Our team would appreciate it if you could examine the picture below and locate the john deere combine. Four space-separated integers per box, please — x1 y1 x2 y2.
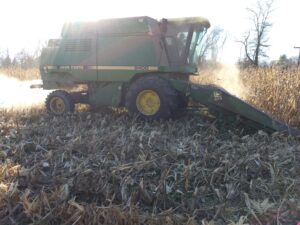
38 16 300 136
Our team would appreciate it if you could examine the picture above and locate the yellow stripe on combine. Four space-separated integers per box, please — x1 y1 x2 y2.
44 65 159 71
97 66 158 71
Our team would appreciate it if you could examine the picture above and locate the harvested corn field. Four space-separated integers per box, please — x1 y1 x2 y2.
1 1 300 224
0 107 300 225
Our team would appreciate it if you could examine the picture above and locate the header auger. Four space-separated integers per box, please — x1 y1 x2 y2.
37 16 300 136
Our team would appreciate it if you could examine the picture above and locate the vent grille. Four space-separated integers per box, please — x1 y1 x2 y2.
64 39 91 52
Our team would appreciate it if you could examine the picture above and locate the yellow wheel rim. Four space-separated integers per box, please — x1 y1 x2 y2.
136 90 161 116
49 97 66 115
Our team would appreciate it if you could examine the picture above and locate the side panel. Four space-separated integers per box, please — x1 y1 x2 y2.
97 35 159 81
88 82 123 106
40 33 98 84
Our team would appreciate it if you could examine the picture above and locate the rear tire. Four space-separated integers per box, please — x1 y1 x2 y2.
125 76 178 120
177 93 189 109
45 90 75 116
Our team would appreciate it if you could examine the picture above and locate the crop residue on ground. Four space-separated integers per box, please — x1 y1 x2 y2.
0 108 299 225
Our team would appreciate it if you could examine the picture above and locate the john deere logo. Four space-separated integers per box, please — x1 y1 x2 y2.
135 66 149 71
213 91 222 101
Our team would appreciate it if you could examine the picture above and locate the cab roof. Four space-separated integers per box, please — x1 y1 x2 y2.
61 16 156 36
166 17 210 28
61 16 210 36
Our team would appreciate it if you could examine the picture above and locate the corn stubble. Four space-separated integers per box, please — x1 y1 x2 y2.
0 107 300 225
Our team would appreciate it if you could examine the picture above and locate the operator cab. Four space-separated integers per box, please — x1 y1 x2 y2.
160 17 210 67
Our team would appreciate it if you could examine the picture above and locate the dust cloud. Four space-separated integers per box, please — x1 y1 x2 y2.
0 74 49 109
212 64 248 99
0 64 247 109
195 64 248 99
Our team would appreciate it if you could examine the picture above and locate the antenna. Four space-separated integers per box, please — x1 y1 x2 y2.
294 46 300 67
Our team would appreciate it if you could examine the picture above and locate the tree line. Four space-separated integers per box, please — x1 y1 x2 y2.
0 48 40 69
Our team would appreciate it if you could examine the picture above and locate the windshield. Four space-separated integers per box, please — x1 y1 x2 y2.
188 28 207 65
164 23 206 66
164 24 188 66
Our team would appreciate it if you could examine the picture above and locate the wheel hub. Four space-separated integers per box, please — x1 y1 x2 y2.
49 97 66 114
136 90 160 116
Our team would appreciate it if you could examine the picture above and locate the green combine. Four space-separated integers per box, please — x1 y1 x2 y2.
38 16 300 136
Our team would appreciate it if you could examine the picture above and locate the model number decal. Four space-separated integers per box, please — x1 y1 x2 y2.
135 66 150 71
213 91 222 101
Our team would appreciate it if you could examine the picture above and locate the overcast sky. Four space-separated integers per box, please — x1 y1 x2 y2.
0 0 299 63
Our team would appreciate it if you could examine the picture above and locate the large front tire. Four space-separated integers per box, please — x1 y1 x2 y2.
45 90 75 116
125 76 178 120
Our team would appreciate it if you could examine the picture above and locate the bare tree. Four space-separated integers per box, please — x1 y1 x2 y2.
0 49 12 68
197 27 227 65
240 0 274 67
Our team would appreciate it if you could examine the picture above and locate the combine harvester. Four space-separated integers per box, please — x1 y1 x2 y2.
36 16 300 136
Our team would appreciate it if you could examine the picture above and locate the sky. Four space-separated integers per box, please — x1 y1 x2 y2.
0 0 300 63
